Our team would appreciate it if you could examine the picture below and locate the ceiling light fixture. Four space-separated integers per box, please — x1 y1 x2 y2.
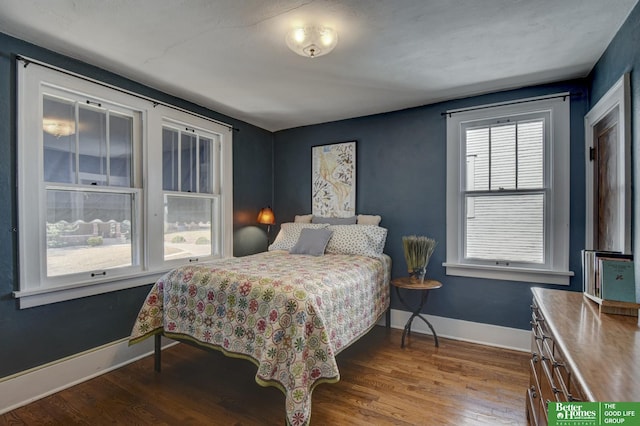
285 26 338 58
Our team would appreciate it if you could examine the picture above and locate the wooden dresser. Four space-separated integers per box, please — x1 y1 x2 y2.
526 288 640 426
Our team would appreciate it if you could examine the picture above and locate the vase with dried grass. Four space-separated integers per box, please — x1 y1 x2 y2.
402 235 437 283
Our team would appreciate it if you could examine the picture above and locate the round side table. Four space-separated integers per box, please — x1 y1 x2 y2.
391 277 442 348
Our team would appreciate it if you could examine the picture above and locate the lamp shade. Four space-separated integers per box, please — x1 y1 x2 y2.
257 207 275 225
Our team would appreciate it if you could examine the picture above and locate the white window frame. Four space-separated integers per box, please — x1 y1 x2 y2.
14 60 233 308
444 94 573 285
146 111 232 271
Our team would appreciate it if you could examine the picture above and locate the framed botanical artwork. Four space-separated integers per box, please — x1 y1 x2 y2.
312 141 356 217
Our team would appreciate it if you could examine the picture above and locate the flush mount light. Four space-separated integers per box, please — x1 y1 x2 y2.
285 26 338 58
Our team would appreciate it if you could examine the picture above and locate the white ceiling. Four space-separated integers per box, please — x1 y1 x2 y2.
0 0 637 132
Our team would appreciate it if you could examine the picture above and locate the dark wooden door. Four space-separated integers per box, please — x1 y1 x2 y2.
593 107 619 251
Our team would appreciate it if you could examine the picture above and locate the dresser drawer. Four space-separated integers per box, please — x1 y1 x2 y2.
538 398 549 426
540 356 561 403
526 387 539 426
528 296 586 425
549 343 584 402
530 288 640 417
530 328 542 380
527 358 541 425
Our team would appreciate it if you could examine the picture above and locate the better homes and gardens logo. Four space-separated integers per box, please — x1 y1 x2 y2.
549 402 640 426
550 402 597 425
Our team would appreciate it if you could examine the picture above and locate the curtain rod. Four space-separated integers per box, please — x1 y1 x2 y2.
441 92 581 118
16 54 237 132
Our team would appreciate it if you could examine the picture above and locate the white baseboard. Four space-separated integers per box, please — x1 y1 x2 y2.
0 336 176 415
385 308 530 352
2 312 528 415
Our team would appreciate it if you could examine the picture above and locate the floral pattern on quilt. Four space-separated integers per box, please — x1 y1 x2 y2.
130 251 390 426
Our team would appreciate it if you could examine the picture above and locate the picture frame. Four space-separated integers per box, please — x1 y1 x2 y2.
312 141 356 217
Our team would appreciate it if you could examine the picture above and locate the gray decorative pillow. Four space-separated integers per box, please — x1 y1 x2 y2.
290 228 333 256
268 223 329 251
311 215 357 225
325 224 388 257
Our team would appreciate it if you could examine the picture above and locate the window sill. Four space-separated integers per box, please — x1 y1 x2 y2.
13 271 168 309
443 262 573 285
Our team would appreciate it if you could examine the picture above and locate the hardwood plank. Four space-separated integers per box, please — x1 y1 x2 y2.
1 327 529 425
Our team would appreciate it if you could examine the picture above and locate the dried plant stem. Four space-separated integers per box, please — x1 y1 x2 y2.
402 235 437 273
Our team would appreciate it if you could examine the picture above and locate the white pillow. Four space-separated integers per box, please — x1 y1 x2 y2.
325 225 388 257
294 214 313 223
357 214 382 226
269 222 329 251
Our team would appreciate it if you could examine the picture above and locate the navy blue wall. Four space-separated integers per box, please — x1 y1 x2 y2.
589 3 640 265
0 33 272 378
274 81 588 331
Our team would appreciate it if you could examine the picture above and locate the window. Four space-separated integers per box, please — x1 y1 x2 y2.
444 95 573 285
15 60 233 308
41 88 142 282
161 121 221 263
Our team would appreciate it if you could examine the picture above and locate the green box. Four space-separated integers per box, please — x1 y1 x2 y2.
548 402 640 426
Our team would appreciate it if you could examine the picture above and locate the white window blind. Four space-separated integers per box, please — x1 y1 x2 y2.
464 118 545 264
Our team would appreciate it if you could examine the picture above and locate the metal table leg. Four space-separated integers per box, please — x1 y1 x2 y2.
395 286 439 347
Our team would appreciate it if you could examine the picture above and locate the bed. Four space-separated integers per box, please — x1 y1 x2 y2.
129 222 391 426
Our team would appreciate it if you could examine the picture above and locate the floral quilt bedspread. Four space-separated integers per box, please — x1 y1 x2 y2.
130 250 390 426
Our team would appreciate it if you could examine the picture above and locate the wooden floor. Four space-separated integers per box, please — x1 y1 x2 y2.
1 327 530 426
